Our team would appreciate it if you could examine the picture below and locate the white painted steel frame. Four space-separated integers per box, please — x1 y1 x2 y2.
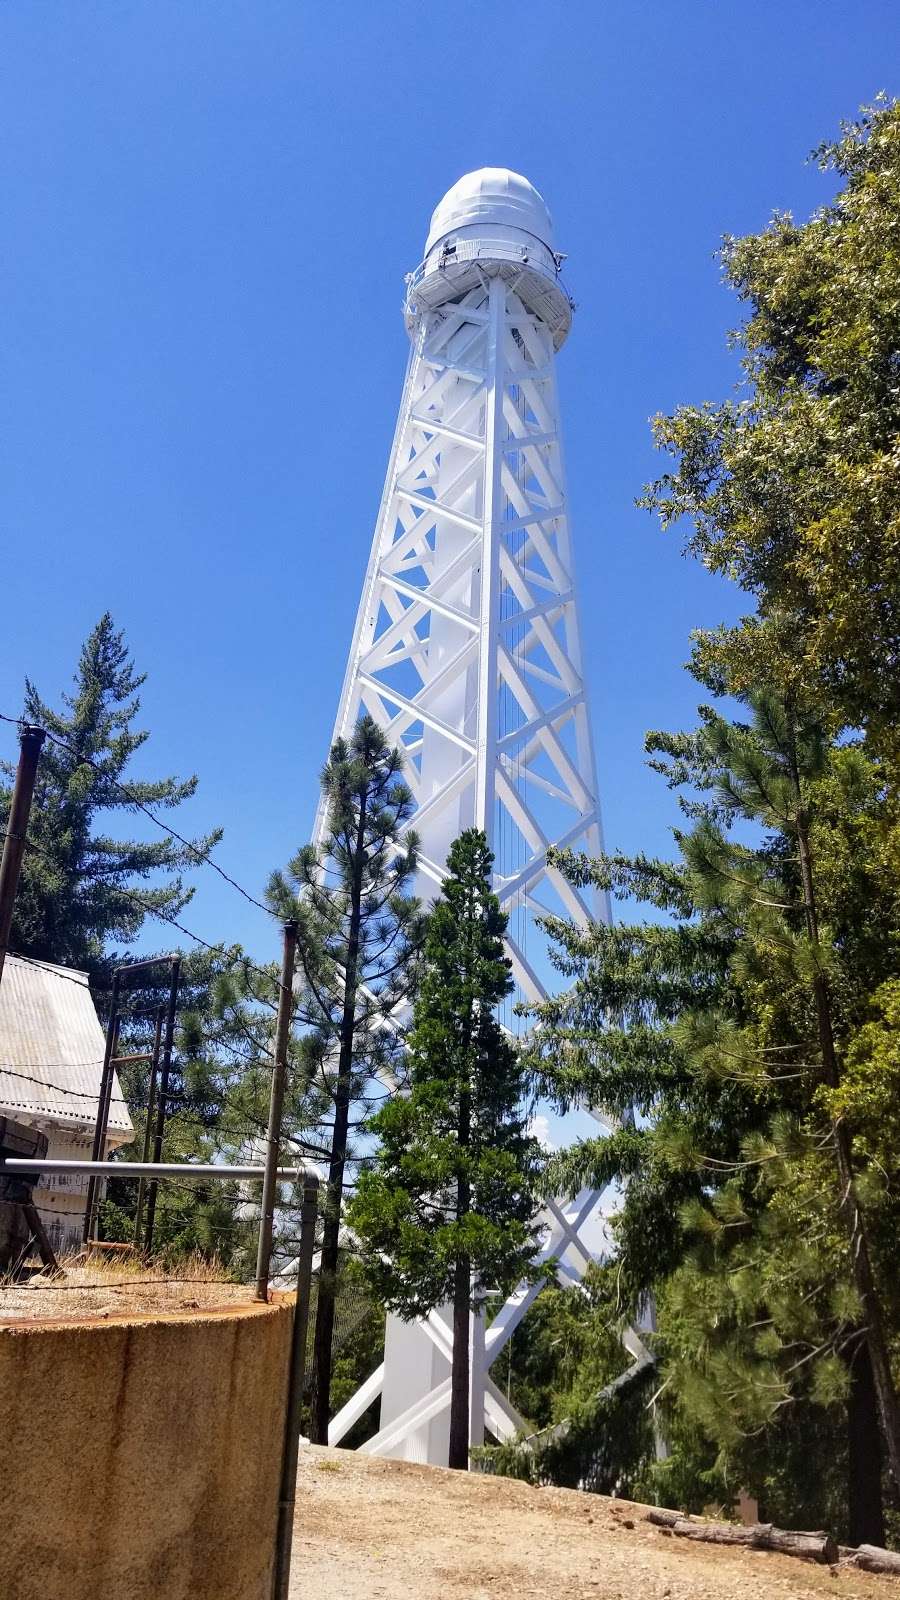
316 273 603 989
327 1190 622 1455
317 244 611 1464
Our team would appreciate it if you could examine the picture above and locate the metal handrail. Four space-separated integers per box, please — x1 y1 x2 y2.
0 1159 311 1179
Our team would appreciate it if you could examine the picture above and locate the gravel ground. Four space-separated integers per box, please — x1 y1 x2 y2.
290 1446 897 1600
0 1259 250 1322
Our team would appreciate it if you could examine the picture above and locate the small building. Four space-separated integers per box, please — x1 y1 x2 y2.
0 954 133 1253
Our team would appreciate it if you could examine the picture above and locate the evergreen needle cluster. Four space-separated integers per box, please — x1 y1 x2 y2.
349 828 542 1469
520 100 900 1540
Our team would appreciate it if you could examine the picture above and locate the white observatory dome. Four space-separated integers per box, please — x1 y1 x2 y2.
407 166 571 349
424 168 555 255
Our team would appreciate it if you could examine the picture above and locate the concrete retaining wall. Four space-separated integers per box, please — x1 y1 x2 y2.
0 1294 295 1600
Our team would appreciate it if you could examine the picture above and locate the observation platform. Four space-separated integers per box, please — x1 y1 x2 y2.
404 167 574 349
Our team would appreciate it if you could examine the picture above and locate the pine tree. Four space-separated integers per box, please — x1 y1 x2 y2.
529 692 900 1539
621 99 900 1535
680 694 900 1499
0 613 219 982
269 716 421 1444
349 829 542 1470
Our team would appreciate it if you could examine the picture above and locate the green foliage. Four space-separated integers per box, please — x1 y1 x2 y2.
348 829 543 1317
478 1266 659 1498
506 100 900 1533
269 714 421 1110
639 98 900 754
477 1335 656 1497
504 1268 630 1430
0 613 219 983
825 980 900 1177
528 689 900 1534
279 716 422 1440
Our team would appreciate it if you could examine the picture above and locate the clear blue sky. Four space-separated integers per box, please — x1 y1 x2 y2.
1 2 896 967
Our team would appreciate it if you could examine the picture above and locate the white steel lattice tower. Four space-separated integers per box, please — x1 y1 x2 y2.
320 170 616 1464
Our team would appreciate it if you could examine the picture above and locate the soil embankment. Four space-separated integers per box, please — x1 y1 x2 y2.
291 1445 897 1600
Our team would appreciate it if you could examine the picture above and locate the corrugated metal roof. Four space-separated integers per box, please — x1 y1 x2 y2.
0 955 133 1142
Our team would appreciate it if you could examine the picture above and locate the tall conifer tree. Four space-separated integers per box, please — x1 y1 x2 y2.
272 716 420 1444
349 829 542 1470
530 693 900 1539
0 613 219 982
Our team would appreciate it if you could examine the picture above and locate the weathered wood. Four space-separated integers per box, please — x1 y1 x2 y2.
644 1510 837 1564
21 1200 58 1272
852 1544 900 1574
646 1508 684 1528
0 1118 50 1274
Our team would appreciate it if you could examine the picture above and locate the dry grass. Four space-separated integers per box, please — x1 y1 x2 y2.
290 1446 898 1600
0 1249 254 1322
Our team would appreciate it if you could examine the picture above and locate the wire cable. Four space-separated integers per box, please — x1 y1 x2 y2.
0 710 278 920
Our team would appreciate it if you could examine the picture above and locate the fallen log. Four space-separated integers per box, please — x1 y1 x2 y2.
646 1509 683 1528
644 1510 836 1564
852 1544 900 1575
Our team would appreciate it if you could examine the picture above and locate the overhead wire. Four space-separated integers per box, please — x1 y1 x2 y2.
0 865 283 1003
0 1047 388 1149
0 710 278 920
1 716 406 1254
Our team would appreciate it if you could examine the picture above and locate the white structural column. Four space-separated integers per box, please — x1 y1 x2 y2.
317 169 611 1464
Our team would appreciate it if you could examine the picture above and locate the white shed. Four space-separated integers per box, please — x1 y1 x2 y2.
0 954 133 1252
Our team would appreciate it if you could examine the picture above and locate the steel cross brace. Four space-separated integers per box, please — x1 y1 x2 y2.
329 1184 616 1456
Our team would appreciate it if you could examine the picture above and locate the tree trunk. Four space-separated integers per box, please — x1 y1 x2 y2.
309 788 369 1445
646 1509 837 1563
786 726 900 1495
448 1057 472 1471
827 1114 900 1495
853 1545 900 1574
309 1062 353 1444
847 1338 886 1548
448 1249 471 1470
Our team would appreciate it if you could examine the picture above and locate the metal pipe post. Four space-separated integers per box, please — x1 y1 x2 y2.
143 956 181 1253
133 1006 165 1248
0 724 46 990
255 921 298 1300
83 975 121 1243
272 1174 319 1600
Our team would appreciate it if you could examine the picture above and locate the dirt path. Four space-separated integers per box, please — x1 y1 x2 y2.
289 1446 895 1600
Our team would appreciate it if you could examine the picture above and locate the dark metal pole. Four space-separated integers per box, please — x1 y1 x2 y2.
83 977 121 1243
256 921 298 1300
133 1006 165 1248
143 956 181 1254
0 724 46 990
272 1174 319 1600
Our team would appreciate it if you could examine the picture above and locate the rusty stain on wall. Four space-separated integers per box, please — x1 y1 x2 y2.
0 1294 296 1600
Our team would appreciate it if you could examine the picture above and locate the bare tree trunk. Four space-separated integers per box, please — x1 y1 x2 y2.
853 1545 900 1574
646 1508 837 1563
309 1058 353 1444
448 1062 471 1471
310 789 369 1445
847 1338 886 1548
448 1249 471 1470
